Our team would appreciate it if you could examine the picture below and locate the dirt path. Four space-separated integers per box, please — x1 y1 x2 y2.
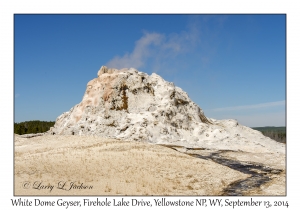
192 151 283 195
162 146 286 196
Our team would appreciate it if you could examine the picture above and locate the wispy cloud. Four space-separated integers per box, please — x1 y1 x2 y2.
15 93 20 98
211 100 285 112
106 23 200 70
235 111 285 127
106 32 163 69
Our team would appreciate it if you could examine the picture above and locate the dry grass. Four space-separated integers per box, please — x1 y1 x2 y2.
14 135 248 195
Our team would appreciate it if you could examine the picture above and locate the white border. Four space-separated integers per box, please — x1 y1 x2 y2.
2 0 298 209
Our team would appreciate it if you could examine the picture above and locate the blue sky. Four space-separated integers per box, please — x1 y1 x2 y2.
14 14 286 127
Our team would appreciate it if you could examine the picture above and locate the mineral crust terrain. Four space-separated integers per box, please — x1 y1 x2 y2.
15 66 285 195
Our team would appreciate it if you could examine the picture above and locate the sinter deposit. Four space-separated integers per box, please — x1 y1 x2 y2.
49 66 284 154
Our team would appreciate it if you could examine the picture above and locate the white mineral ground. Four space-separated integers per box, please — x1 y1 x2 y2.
14 66 285 195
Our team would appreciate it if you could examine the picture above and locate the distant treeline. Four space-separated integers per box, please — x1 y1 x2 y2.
14 120 55 135
252 126 286 143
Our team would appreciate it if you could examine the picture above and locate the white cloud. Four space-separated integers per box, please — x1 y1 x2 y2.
106 32 163 69
211 100 285 112
205 100 286 126
233 111 286 127
105 24 200 70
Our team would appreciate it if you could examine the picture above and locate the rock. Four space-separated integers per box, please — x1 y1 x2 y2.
48 66 285 154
